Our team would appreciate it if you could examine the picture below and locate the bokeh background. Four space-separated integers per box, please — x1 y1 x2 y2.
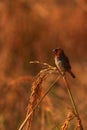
0 0 87 130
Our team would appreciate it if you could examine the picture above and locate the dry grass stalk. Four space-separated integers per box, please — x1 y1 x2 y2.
61 109 75 130
74 114 84 130
61 108 84 130
62 76 83 130
25 61 58 130
74 109 84 130
25 70 48 130
18 75 60 130
18 61 84 130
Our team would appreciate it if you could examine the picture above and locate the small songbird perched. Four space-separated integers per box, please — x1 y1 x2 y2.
53 48 75 78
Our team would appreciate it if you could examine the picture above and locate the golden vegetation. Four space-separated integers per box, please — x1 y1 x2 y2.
18 61 83 130
0 0 87 130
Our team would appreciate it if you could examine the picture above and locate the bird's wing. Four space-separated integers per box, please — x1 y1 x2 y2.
60 54 71 69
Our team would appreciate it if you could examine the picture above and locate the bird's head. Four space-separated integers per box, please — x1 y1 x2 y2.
52 48 63 56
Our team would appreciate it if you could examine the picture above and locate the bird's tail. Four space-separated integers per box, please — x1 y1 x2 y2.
68 70 76 78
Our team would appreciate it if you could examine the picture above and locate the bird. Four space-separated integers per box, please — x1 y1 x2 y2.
53 48 75 78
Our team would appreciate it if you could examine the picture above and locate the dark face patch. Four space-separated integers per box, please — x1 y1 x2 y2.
53 48 63 56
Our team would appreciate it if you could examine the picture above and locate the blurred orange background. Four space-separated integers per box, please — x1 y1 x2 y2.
0 0 87 130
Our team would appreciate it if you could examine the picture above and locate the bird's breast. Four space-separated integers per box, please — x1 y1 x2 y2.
55 57 61 66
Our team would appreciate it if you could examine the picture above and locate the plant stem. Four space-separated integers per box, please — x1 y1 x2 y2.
18 75 60 130
63 76 83 130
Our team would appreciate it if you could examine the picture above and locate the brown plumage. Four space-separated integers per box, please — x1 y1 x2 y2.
53 48 75 78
